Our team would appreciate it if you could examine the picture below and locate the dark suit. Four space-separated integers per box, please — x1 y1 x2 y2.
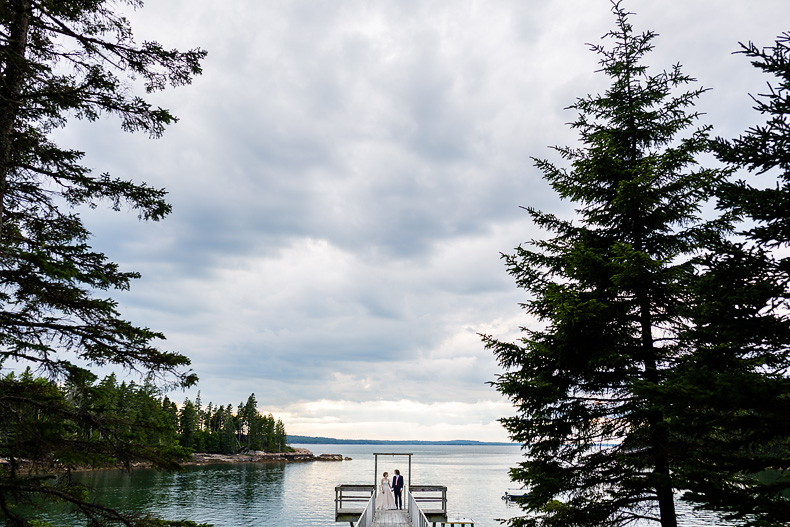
392 474 404 509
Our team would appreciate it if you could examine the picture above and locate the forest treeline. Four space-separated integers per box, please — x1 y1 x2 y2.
3 369 288 458
174 391 287 454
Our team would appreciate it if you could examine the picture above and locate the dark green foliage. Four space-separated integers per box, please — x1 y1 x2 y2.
484 3 730 527
0 0 206 525
219 413 236 455
177 399 198 450
274 417 287 452
669 240 790 526
0 0 205 386
177 393 288 455
715 33 790 247
0 370 194 526
664 33 790 525
1 371 291 525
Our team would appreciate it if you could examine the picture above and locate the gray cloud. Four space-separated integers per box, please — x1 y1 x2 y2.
44 0 790 441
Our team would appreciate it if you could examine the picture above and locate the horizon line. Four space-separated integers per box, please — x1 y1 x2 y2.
287 434 515 445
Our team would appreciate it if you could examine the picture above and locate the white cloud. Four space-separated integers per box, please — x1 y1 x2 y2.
39 0 790 442
279 398 514 442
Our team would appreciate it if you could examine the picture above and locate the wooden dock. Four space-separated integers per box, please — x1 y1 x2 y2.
335 453 448 527
335 485 446 526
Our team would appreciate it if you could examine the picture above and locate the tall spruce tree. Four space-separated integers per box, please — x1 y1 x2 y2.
664 33 790 525
483 3 728 526
715 33 790 246
0 1 205 525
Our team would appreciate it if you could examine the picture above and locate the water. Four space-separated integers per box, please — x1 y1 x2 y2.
32 443 730 527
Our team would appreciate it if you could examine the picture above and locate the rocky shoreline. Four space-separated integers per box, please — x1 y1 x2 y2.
0 449 347 473
187 448 348 465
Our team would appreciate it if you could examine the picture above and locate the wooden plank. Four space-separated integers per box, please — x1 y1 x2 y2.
372 509 410 526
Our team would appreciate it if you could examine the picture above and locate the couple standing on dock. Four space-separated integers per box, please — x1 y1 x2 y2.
376 469 404 510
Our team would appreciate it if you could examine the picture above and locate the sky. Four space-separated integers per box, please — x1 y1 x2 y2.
47 0 790 442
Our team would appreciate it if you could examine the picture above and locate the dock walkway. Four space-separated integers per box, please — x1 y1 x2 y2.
372 509 410 526
335 453 447 527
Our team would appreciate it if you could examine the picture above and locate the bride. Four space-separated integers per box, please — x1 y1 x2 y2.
376 471 396 510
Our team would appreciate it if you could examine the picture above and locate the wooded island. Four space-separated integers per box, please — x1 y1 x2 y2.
3 369 289 462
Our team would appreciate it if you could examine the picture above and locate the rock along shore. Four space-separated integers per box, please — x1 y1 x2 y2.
0 449 348 473
187 448 347 465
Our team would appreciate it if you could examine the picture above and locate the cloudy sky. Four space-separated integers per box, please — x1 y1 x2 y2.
51 0 789 442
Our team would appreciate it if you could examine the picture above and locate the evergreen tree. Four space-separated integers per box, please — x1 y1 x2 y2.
263 413 276 452
484 4 728 526
161 396 179 443
0 1 205 525
133 378 161 444
235 401 244 447
203 402 214 432
664 33 790 525
274 418 287 452
201 401 215 452
192 392 205 452
211 404 225 437
241 393 258 451
178 399 198 450
219 412 237 455
248 413 262 451
715 33 790 247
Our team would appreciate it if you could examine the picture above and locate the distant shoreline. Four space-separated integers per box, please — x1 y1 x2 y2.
287 435 514 446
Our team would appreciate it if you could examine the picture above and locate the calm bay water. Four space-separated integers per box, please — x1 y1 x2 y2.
36 443 729 527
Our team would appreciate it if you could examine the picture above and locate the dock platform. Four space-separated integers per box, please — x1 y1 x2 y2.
335 452 449 526
335 485 446 526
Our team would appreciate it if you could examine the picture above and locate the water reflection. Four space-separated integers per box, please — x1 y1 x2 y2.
40 463 290 526
30 445 734 527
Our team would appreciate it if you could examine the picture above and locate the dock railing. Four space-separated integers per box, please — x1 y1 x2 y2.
335 484 375 523
409 485 447 519
355 491 376 527
335 485 447 525
407 489 431 527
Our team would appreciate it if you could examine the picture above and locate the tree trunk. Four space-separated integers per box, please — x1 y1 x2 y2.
0 0 31 238
640 295 677 527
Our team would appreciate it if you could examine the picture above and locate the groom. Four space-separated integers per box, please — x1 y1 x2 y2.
392 469 404 509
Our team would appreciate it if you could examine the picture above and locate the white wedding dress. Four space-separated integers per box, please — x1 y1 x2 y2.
376 477 396 510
